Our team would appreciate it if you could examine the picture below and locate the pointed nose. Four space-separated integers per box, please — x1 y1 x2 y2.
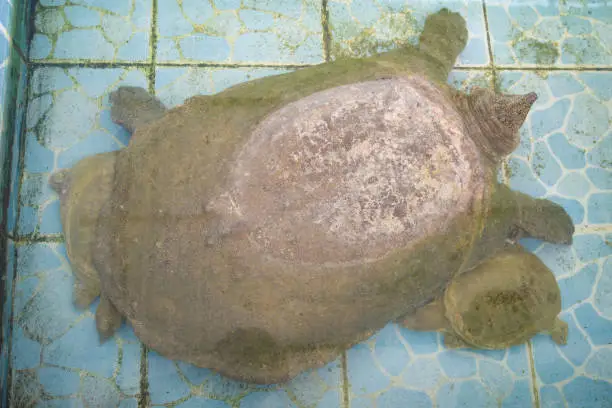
493 92 538 132
524 92 537 105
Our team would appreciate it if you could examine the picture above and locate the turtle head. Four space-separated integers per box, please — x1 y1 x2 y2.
463 87 537 162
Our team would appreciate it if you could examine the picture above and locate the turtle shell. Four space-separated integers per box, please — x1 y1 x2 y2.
93 75 489 379
207 76 484 263
444 247 562 349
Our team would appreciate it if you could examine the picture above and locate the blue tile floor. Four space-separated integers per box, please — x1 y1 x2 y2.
6 0 612 407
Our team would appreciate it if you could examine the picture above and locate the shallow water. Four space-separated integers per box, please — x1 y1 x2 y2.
1 0 612 407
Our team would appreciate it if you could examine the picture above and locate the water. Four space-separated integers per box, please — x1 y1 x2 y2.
1 0 612 407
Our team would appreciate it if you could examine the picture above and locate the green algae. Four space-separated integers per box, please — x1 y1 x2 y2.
9 370 42 408
329 11 419 59
513 37 559 65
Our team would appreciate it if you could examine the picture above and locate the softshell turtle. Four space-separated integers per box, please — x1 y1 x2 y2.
400 245 568 349
49 9 574 384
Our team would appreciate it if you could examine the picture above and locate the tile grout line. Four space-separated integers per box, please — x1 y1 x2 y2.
489 65 612 71
0 40 22 408
148 0 158 94
4 60 33 408
28 59 612 71
3 240 18 407
321 0 331 63
341 351 350 408
527 341 541 408
480 0 498 91
136 0 159 405
12 235 65 244
139 345 150 408
0 41 22 404
1 0 33 403
29 60 318 69
481 0 512 187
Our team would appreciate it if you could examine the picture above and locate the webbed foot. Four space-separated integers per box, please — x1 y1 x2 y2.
515 193 574 245
110 86 167 133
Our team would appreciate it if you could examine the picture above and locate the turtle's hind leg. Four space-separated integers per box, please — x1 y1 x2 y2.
110 86 167 133
73 275 100 309
95 294 123 342
397 298 450 332
418 8 468 76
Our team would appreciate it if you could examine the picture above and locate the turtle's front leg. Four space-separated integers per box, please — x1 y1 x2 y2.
465 183 573 270
110 86 167 133
512 188 574 245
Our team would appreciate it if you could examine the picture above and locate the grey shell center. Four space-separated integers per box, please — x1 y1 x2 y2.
214 77 484 263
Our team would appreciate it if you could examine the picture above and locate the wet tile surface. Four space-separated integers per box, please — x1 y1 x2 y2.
499 70 612 407
147 351 343 408
30 0 153 62
155 66 291 107
528 232 612 408
5 0 612 407
18 66 146 238
499 71 612 227
10 242 143 407
487 0 612 67
156 0 324 64
347 325 533 407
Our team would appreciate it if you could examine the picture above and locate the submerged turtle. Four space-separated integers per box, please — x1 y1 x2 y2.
50 9 574 384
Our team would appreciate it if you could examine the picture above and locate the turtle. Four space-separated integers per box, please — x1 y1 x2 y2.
400 245 568 349
49 8 574 384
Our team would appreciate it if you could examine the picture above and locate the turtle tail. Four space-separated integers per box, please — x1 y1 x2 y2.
49 169 71 198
